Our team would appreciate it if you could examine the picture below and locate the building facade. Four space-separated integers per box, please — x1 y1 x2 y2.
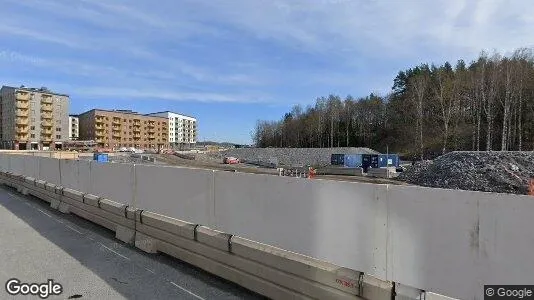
69 115 79 140
147 111 197 149
78 109 168 150
0 86 70 150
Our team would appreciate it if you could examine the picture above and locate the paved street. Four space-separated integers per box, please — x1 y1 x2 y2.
0 186 265 300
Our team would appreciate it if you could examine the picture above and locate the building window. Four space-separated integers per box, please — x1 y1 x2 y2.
56 135 61 139
56 128 61 132
30 126 35 130
31 134 35 138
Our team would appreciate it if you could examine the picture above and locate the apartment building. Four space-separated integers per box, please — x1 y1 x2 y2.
147 111 197 149
0 86 70 150
69 115 79 140
78 109 168 150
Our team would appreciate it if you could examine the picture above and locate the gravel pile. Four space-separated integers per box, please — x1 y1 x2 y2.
398 151 534 195
212 147 380 167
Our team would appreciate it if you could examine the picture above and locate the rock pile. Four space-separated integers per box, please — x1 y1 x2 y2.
212 147 379 167
398 151 534 195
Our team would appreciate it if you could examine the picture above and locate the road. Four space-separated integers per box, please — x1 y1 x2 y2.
0 186 265 300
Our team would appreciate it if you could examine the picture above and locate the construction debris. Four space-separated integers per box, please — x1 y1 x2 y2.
398 151 534 195
212 147 379 167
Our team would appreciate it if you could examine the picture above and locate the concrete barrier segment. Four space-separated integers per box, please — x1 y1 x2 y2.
139 211 196 240
24 177 36 185
394 283 425 300
195 226 232 252
135 232 159 253
425 292 457 300
35 180 46 189
99 198 127 216
63 188 84 202
82 193 100 207
116 225 136 244
360 274 394 300
156 239 313 300
50 198 61 210
230 235 363 296
45 182 56 192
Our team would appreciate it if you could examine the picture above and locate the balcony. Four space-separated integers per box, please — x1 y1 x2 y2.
41 96 53 104
16 133 29 141
132 127 141 133
16 92 30 101
95 125 104 130
95 131 105 137
16 127 28 134
112 119 121 125
16 101 29 109
41 112 53 119
41 105 53 112
96 138 104 143
148 136 155 140
148 129 156 134
133 134 141 138
16 118 28 125
41 120 53 127
16 110 28 117
112 126 121 131
95 117 105 123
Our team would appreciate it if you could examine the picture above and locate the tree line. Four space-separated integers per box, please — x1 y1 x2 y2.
252 48 534 159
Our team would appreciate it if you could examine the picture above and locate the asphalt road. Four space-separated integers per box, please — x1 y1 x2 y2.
0 186 265 300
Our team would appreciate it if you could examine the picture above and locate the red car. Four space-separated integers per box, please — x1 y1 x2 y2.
223 157 239 164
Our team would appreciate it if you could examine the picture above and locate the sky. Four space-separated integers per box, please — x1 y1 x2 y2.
1 0 534 144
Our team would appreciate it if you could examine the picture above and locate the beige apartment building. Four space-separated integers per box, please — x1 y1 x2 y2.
0 86 70 150
78 109 168 150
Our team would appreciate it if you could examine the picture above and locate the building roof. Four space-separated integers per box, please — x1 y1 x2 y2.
146 111 196 119
79 108 168 120
1 85 69 97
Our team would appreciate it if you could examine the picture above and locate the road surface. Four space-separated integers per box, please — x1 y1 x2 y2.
0 186 265 300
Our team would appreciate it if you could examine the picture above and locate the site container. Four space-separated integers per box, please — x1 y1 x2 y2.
93 153 109 163
343 154 363 168
362 154 379 171
378 154 399 168
331 154 345 165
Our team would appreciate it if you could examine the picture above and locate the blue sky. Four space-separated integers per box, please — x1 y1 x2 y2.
1 0 533 144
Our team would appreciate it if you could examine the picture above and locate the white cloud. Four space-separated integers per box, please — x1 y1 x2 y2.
73 86 270 104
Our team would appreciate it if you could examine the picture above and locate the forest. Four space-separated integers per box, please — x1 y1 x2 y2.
252 48 534 159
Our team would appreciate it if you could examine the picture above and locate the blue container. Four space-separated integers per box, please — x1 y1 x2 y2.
343 154 363 168
93 153 109 163
331 154 345 165
378 154 399 168
362 154 379 171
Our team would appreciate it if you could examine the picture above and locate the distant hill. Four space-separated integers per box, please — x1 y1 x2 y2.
197 141 251 148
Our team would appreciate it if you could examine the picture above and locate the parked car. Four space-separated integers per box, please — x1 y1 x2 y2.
223 157 240 164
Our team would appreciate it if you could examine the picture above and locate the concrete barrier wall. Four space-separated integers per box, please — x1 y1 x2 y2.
0 154 8 172
60 159 80 191
23 156 40 179
2 154 532 300
38 157 61 185
134 165 214 226
10 155 25 175
213 171 388 278
89 161 134 205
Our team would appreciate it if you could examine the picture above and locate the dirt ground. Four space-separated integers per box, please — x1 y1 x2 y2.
152 154 407 185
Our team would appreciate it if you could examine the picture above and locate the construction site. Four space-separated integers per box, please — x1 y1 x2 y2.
79 147 534 195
